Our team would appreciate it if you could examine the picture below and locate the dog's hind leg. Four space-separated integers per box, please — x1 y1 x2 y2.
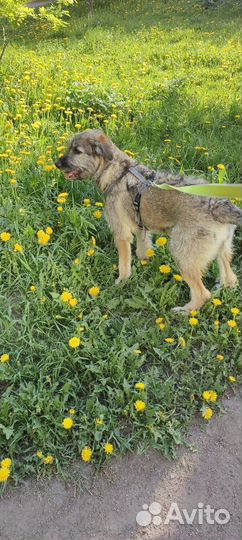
170 226 217 312
217 226 238 288
172 270 211 313
115 238 132 284
136 229 153 259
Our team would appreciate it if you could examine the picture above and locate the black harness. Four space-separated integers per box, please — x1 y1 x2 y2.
103 163 155 230
128 165 155 229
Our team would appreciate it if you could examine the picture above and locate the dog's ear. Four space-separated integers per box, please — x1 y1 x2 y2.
91 134 113 161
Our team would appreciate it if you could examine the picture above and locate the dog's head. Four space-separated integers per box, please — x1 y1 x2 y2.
55 129 113 181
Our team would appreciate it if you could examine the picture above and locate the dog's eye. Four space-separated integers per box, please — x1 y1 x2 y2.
73 147 82 154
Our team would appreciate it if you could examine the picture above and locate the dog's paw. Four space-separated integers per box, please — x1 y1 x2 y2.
223 277 238 289
136 250 148 260
115 273 131 285
213 281 222 291
171 306 190 314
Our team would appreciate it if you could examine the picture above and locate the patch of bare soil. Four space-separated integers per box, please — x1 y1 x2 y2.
0 392 241 540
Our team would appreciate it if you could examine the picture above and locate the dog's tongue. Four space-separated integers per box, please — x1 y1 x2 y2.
64 170 78 179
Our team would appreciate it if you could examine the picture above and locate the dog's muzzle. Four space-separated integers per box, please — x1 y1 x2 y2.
55 159 84 180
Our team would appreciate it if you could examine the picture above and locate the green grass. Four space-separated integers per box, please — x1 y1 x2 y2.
0 0 241 486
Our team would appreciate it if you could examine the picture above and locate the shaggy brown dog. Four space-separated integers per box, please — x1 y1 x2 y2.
55 129 241 312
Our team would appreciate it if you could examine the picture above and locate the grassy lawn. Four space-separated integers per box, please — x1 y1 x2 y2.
0 0 241 485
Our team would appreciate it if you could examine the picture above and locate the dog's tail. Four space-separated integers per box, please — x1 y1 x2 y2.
210 198 242 225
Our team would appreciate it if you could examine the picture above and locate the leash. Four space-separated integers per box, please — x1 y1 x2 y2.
155 182 242 200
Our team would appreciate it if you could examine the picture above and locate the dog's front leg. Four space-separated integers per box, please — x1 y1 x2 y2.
115 239 132 284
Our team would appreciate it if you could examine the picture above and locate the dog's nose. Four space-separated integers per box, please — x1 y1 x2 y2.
55 160 62 169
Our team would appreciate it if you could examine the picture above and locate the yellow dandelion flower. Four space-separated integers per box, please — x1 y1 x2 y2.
125 149 136 157
0 468 10 482
37 230 50 246
1 232 11 242
228 375 236 383
14 243 23 253
203 390 218 402
95 418 104 426
173 274 183 281
83 198 92 206
69 298 78 308
189 317 199 326
30 285 37 292
217 164 225 170
155 317 163 325
134 400 146 412
209 391 218 402
231 308 240 316
91 236 96 246
156 237 167 247
227 320 237 328
45 227 53 235
60 291 72 302
37 230 45 239
81 446 93 462
1 458 12 469
88 286 100 297
0 354 10 363
57 206 64 212
178 336 186 347
104 442 114 454
87 249 95 257
69 408 76 415
133 349 142 355
140 259 148 265
62 417 74 429
73 258 81 265
145 248 155 258
202 408 213 421
214 320 220 328
165 337 174 344
57 197 66 204
58 192 68 198
216 354 224 361
36 451 44 459
212 298 222 306
44 164 55 172
159 323 166 330
43 455 54 464
135 382 146 391
93 210 102 219
159 264 171 274
68 337 81 349
95 202 104 207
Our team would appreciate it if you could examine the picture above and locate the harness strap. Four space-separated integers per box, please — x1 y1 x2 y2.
103 163 130 196
128 166 151 229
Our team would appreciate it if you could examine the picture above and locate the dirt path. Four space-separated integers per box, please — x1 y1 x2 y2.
0 392 241 540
